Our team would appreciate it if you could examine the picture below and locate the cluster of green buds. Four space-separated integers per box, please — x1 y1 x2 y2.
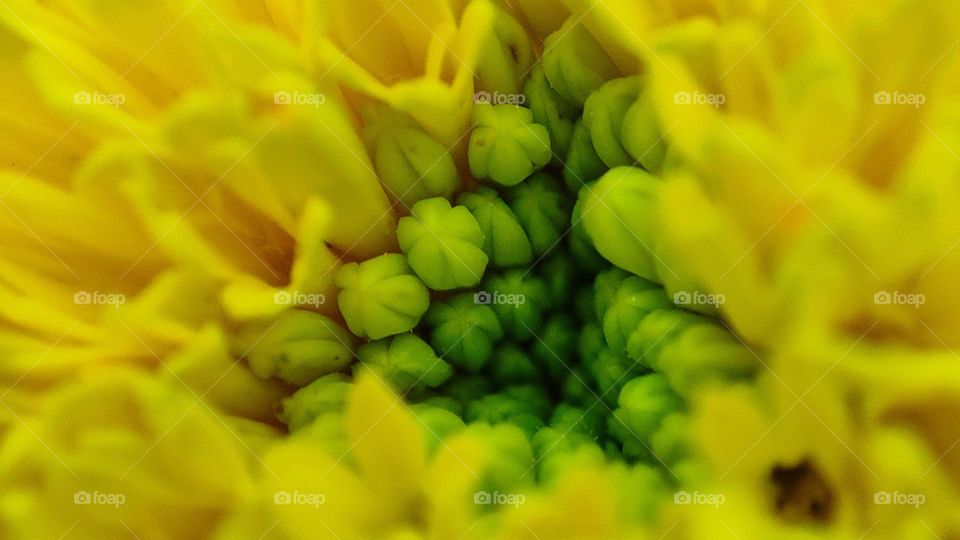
271 15 759 506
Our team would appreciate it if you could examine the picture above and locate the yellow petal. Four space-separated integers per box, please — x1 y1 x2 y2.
346 373 427 515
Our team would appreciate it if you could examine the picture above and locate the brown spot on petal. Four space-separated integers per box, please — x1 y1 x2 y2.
769 459 835 525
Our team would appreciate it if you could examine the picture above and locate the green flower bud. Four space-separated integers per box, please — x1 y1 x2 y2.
414 395 463 417
662 144 684 172
499 414 546 441
569 197 609 273
464 423 535 495
356 334 453 393
278 373 352 431
465 385 551 438
458 187 533 267
504 385 553 419
475 5 535 95
608 374 684 460
626 309 756 396
650 412 691 465
613 465 671 524
578 167 662 281
506 172 570 256
483 269 551 340
238 310 354 386
626 308 698 368
530 314 578 381
582 77 640 169
577 322 605 363
563 119 608 191
531 426 605 484
575 285 598 324
604 440 627 463
531 403 606 481
534 251 575 309
549 403 605 440
444 375 492 408
541 18 620 106
291 412 349 458
523 65 578 161
489 343 540 383
585 348 640 407
335 253 430 340
410 402 466 453
468 103 551 187
560 371 594 409
361 105 458 207
397 197 489 290
593 268 630 321
425 293 504 372
621 89 667 173
531 424 593 455
601 275 672 354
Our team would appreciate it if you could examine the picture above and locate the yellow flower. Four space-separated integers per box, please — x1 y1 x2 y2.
566 0 960 536
598 0 960 350
314 0 487 150
4 0 960 538
260 373 661 540
493 464 659 539
0 1 407 536
0 0 402 422
683 341 960 539
0 369 275 539
262 373 491 539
